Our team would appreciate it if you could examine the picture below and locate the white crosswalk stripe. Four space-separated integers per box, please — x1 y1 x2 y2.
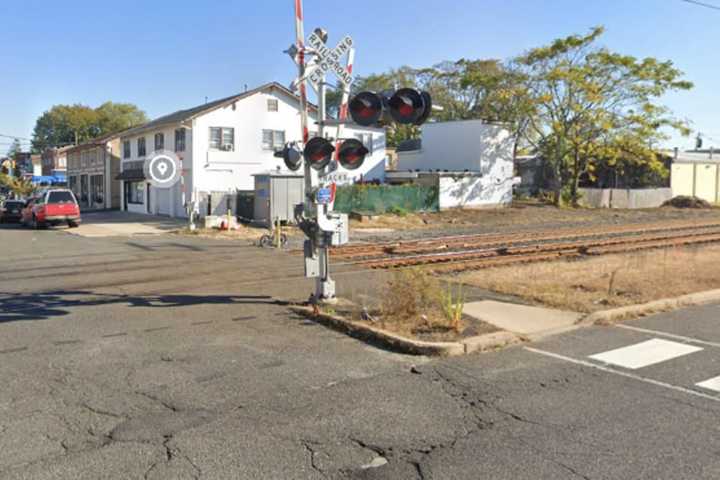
696 376 720 393
588 338 703 370
530 329 720 403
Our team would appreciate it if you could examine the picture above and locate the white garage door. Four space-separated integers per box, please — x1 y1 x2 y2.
156 187 172 216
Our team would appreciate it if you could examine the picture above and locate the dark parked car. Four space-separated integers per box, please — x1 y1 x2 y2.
0 199 25 223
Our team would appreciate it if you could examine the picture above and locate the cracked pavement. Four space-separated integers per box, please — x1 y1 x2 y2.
2 225 720 479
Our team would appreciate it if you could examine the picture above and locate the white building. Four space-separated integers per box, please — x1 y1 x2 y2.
118 82 386 218
393 120 517 209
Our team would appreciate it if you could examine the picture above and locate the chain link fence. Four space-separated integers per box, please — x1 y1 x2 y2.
333 184 439 214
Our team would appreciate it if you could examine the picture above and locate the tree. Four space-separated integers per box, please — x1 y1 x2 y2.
31 104 99 152
515 27 692 205
95 102 148 136
6 138 22 158
31 103 147 152
325 87 344 120
0 172 35 197
349 61 529 148
8 177 35 197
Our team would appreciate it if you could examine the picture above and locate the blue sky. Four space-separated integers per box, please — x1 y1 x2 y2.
1 0 718 154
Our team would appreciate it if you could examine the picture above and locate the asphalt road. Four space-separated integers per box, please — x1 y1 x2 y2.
2 222 720 479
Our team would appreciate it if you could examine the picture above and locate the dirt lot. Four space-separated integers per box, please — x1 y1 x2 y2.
350 201 720 242
454 244 720 313
173 225 304 244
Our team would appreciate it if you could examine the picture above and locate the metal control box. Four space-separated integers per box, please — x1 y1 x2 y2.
304 240 320 278
253 173 305 226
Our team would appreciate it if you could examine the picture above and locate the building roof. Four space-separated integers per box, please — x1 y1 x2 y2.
669 150 720 164
119 82 314 139
65 131 125 154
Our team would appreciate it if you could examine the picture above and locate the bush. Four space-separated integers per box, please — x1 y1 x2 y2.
381 269 441 327
379 269 464 334
387 205 409 217
662 196 712 209
440 283 465 333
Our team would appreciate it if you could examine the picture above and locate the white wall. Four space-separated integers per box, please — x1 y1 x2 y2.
121 125 193 217
438 175 515 209
398 120 514 173
396 120 516 209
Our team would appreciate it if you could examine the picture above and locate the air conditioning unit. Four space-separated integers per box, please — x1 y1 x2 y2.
221 144 233 152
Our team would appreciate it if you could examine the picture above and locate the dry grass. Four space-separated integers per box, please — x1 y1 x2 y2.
175 225 303 242
455 245 720 313
350 213 428 230
373 269 487 341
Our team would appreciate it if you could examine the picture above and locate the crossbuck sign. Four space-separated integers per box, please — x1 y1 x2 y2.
305 32 354 86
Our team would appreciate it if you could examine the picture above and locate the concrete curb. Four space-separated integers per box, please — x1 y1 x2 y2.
581 288 720 326
290 306 523 357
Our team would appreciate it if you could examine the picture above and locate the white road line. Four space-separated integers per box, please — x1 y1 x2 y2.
525 347 720 403
697 376 720 393
587 339 702 370
616 324 720 349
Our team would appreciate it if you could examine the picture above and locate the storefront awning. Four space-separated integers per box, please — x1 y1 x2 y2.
31 175 66 185
116 169 146 181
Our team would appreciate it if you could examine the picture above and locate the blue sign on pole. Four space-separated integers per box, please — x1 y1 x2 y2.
316 187 332 205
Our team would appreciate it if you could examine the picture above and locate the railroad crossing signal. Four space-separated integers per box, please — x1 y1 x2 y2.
280 137 370 172
274 142 303 171
349 89 433 127
337 139 368 170
304 137 336 171
285 2 436 303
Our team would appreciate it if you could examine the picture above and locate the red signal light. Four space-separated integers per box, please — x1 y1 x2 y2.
348 90 433 127
349 92 384 127
388 88 426 125
303 137 335 171
337 138 369 171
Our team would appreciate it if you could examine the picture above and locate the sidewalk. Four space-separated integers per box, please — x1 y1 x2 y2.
463 300 582 339
66 211 185 237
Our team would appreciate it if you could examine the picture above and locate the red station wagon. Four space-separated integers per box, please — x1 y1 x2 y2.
21 189 81 229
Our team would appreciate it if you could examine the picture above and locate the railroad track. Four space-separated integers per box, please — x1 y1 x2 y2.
332 220 720 260
330 221 720 273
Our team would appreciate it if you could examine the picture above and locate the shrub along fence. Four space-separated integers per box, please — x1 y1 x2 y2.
333 184 439 214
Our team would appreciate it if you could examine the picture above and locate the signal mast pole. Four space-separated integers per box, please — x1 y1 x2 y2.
290 1 395 305
294 0 313 212
294 0 335 302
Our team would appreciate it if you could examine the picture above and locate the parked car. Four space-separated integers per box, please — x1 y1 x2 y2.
0 199 25 223
21 189 81 229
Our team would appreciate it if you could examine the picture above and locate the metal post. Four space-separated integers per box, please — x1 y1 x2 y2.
334 47 356 159
316 72 335 301
291 1 347 302
294 0 314 214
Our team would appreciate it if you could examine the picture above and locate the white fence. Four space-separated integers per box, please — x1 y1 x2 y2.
577 188 672 209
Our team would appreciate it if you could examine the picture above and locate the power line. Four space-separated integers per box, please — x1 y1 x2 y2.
0 133 31 141
681 0 720 11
